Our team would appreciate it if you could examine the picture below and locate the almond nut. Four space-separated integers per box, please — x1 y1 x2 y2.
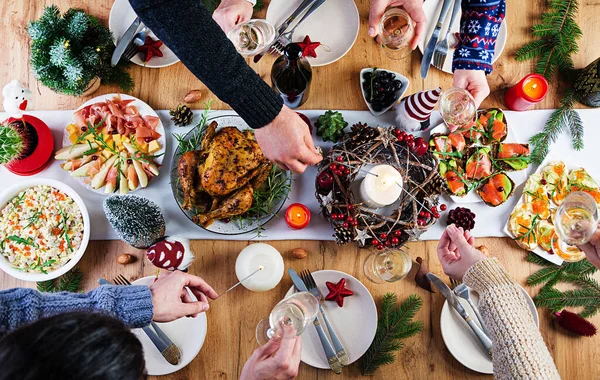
476 245 489 256
117 253 135 265
291 248 307 259
184 90 203 103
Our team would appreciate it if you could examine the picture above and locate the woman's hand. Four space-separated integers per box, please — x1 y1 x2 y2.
578 229 600 269
437 225 486 279
453 69 490 108
368 0 427 50
149 271 218 322
212 0 254 34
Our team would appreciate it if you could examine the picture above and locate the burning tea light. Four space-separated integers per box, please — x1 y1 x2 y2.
505 74 549 111
235 243 284 292
360 164 403 208
285 203 311 229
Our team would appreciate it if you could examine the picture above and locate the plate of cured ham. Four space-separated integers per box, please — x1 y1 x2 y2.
55 94 165 195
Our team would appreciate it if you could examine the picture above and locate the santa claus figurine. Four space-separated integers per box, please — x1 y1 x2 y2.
146 236 195 271
394 87 441 132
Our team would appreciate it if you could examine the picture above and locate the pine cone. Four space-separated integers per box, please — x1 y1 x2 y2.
424 172 448 195
334 226 353 245
347 124 378 150
446 207 476 231
169 104 194 127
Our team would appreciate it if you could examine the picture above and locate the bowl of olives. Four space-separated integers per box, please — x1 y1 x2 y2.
360 68 409 116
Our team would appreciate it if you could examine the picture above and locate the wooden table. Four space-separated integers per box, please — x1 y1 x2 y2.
1 1 599 379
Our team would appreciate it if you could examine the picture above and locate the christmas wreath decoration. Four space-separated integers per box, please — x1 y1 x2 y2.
315 123 447 249
28 6 134 96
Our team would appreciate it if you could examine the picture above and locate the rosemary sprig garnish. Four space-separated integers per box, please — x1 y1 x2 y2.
173 100 213 154
10 192 26 212
516 214 540 244
58 208 74 253
24 211 43 229
70 116 108 153
369 67 377 102
7 235 36 246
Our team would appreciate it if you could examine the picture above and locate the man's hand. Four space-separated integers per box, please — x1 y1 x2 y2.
149 271 218 322
578 229 600 270
437 225 486 280
368 0 426 50
254 106 322 174
453 69 490 108
213 0 254 34
240 324 302 380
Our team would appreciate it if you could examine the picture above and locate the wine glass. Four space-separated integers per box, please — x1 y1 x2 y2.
228 19 276 57
554 192 599 260
364 248 412 283
439 87 477 131
256 291 319 345
379 8 414 60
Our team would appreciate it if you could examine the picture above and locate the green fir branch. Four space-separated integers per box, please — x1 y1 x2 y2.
36 267 83 293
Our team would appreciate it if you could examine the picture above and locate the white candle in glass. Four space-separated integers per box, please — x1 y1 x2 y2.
359 164 403 208
235 243 284 292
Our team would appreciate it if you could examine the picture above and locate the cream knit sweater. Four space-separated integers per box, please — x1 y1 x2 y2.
464 258 561 379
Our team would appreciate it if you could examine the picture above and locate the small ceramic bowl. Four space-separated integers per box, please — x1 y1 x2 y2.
0 178 90 282
360 68 410 116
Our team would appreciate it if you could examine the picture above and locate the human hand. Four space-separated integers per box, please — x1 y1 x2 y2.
149 271 218 322
254 105 322 174
368 0 426 50
453 69 490 108
578 228 600 269
437 225 486 279
240 324 302 380
212 0 254 34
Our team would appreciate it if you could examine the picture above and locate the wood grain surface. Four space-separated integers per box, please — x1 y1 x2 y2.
1 0 599 379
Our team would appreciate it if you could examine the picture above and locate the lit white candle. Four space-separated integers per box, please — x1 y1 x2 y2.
235 243 284 292
359 164 403 208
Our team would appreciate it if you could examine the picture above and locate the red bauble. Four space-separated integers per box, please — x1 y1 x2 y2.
325 278 354 307
4 115 54 176
440 204 447 211
317 171 334 190
296 112 313 133
412 137 428 156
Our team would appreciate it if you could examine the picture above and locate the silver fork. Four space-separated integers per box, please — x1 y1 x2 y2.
453 283 489 336
122 27 147 62
300 269 349 366
432 0 462 70
449 277 462 289
268 0 327 56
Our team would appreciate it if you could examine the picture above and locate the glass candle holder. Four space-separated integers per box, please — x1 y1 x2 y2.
364 249 412 283
504 74 549 111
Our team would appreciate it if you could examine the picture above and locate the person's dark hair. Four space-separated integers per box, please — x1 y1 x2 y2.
0 312 146 380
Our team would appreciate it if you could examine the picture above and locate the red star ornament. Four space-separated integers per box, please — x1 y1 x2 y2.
137 36 164 62
297 35 321 58
325 278 354 307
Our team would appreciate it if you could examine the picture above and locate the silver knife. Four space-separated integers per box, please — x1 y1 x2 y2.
288 269 342 374
426 273 493 357
420 0 454 78
111 17 140 67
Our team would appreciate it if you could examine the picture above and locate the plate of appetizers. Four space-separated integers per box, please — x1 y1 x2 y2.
170 114 291 235
505 160 600 265
55 94 165 195
429 108 530 206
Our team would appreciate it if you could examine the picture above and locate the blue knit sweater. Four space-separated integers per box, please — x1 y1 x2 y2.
0 285 154 333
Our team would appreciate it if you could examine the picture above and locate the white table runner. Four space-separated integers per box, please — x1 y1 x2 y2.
1 108 598 247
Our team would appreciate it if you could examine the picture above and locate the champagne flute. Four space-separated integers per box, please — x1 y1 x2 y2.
555 192 599 261
256 291 319 345
364 249 412 283
228 19 276 57
379 8 414 60
439 87 477 131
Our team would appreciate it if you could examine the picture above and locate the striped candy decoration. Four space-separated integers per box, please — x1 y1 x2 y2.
404 87 441 121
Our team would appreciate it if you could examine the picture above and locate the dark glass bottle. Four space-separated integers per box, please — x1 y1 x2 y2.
271 43 312 109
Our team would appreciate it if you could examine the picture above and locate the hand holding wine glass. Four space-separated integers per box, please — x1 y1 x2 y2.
212 0 254 34
578 228 600 269
453 69 491 108
368 0 426 50
437 225 486 280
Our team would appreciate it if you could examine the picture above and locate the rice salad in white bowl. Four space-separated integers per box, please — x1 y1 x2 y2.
0 178 90 281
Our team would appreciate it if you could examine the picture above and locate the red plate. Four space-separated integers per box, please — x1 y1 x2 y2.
4 115 54 176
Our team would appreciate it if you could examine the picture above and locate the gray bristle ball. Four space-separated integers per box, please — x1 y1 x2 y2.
103 195 166 249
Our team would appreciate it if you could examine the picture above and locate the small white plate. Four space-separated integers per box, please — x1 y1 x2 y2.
266 0 359 67
418 0 508 74
285 270 377 369
440 284 538 374
359 68 410 116
131 276 207 376
109 0 180 68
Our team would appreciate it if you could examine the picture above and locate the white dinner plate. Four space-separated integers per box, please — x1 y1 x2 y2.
131 276 207 376
440 284 538 374
418 0 508 74
285 270 377 369
109 0 180 68
266 0 360 67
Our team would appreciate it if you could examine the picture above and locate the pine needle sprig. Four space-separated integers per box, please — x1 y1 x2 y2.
36 267 83 293
360 293 423 375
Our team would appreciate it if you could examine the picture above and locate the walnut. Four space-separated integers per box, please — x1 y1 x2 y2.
117 254 135 265
476 245 489 256
291 248 307 259
184 90 203 103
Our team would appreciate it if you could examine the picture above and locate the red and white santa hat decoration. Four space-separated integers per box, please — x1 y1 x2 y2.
394 87 441 132
146 236 195 271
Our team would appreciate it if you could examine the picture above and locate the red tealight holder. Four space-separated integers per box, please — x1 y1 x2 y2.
285 203 311 230
504 74 549 111
3 115 54 176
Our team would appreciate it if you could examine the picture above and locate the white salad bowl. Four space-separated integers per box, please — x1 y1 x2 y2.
0 178 90 282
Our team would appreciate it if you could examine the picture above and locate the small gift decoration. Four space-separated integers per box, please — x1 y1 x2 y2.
146 236 195 271
394 88 441 132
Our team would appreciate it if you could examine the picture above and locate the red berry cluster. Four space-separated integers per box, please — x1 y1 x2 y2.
371 229 403 250
329 160 351 177
392 128 428 156
330 205 358 229
416 204 445 226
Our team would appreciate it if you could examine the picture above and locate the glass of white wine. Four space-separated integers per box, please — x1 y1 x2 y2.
555 192 599 259
364 248 412 283
439 87 477 131
379 8 414 60
228 19 276 57
256 291 319 345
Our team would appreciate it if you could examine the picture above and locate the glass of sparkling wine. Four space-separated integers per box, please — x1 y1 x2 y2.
228 19 276 57
364 249 412 283
555 191 599 256
379 8 414 60
439 87 477 131
256 291 319 345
